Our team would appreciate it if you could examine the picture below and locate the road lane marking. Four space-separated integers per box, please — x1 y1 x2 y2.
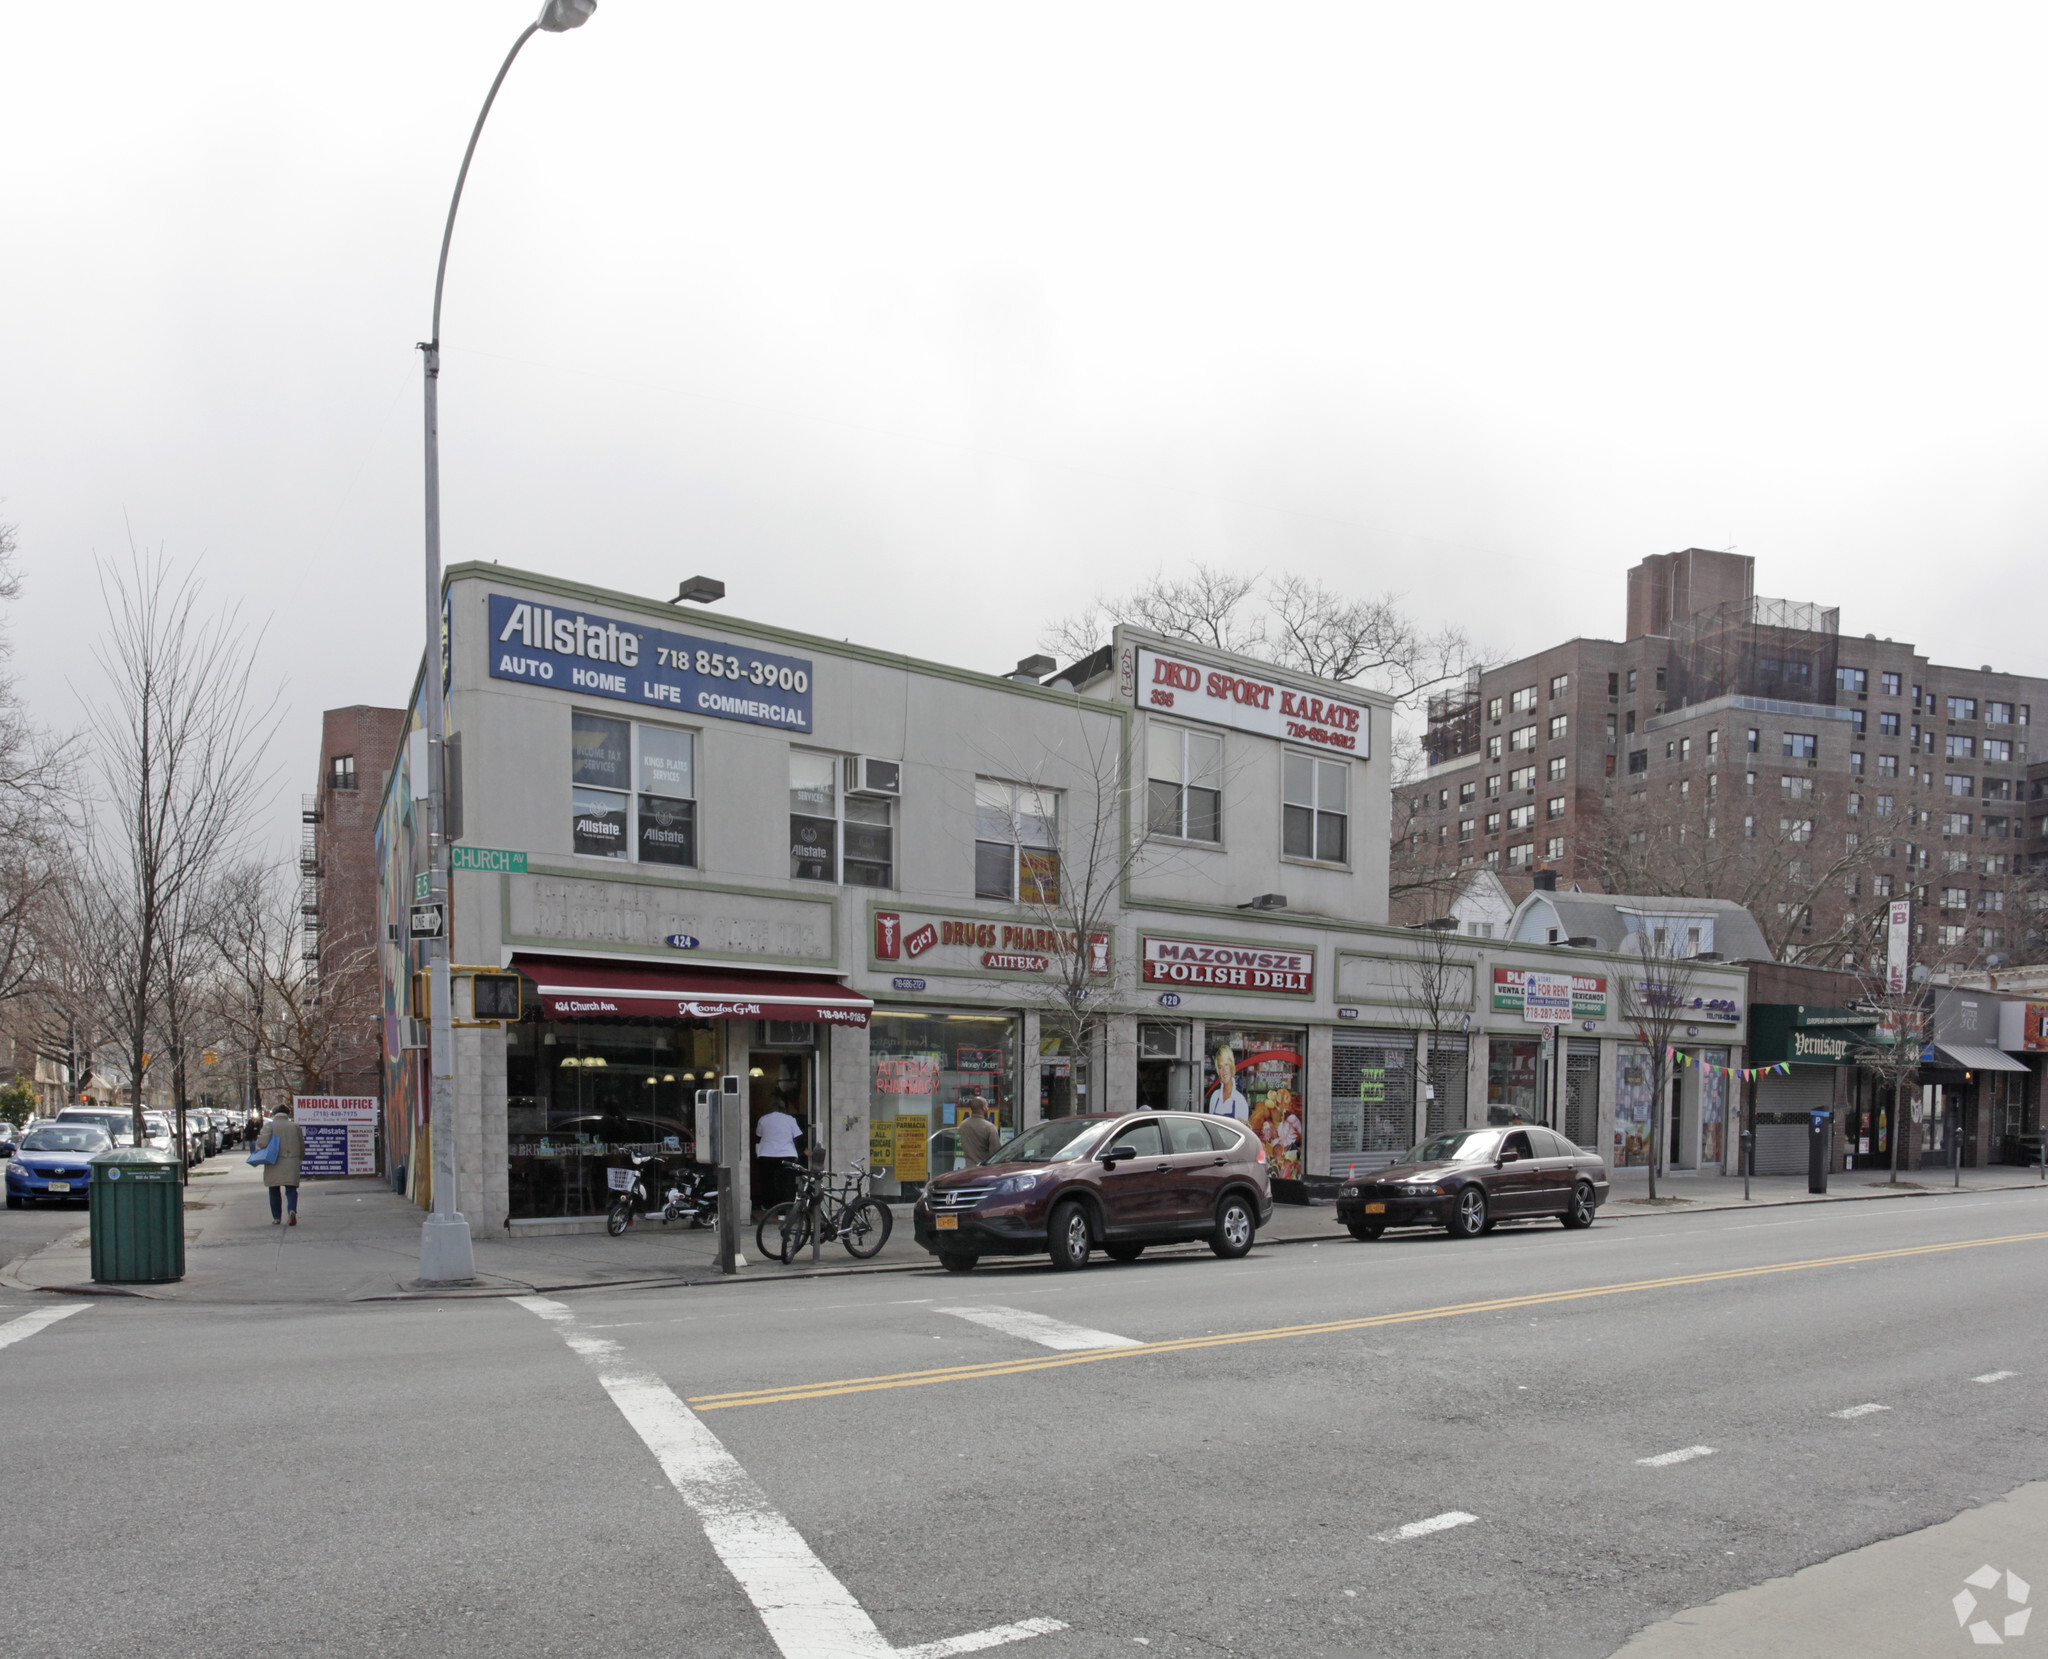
515 1296 1064 1659
1831 1403 1890 1419
1374 1512 1477 1542
939 1306 1143 1351
1974 1371 2017 1384
0 1304 86 1350
687 1228 2048 1412
1637 1446 1716 1467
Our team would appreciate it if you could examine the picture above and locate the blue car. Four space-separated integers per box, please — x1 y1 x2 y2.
5 1122 112 1208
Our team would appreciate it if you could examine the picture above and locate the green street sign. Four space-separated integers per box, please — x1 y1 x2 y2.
451 845 527 875
414 872 431 902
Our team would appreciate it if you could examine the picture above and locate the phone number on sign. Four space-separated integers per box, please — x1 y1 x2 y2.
653 646 809 694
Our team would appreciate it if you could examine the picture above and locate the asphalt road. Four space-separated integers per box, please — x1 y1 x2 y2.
5 1189 2047 1659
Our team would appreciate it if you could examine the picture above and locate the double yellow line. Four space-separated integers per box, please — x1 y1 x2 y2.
687 1229 2048 1413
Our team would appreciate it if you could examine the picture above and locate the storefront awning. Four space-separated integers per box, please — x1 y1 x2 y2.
1929 1043 2029 1075
514 955 871 1027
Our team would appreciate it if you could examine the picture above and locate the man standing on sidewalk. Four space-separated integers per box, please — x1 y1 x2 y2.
263 1104 306 1226
959 1096 1001 1167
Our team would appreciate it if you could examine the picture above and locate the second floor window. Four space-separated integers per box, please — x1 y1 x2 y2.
1283 753 1349 863
573 712 696 867
975 779 1058 902
330 754 356 790
1147 724 1222 843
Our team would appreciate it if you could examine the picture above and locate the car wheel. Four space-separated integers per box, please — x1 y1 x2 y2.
1346 1220 1385 1241
1447 1184 1488 1239
1047 1201 1093 1270
3 1195 17 1210
1561 1180 1597 1229
1104 1242 1144 1262
938 1252 978 1273
1211 1194 1256 1259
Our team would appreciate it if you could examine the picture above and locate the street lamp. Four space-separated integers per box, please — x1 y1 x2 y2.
416 0 596 1284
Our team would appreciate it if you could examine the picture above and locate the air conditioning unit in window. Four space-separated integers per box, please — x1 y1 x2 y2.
845 756 901 797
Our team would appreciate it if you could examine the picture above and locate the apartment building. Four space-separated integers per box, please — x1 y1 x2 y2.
1398 549 2044 964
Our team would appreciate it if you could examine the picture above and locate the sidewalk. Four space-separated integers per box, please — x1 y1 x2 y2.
4 1153 2042 1305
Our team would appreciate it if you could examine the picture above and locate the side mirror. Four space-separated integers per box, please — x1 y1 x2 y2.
1102 1144 1138 1165
1497 1149 1519 1164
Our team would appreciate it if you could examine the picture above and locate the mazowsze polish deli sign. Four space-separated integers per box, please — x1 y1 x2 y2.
1135 647 1369 755
1141 935 1316 996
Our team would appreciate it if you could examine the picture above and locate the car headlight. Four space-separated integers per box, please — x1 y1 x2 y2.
1397 1184 1439 1196
987 1171 1044 1197
1340 1185 1359 1197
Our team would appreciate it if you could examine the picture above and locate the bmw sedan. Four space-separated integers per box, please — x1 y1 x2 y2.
6 1122 113 1208
913 1111 1273 1273
1334 1125 1609 1241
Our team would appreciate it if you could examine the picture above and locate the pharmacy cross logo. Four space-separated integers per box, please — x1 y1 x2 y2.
1955 1564 2032 1645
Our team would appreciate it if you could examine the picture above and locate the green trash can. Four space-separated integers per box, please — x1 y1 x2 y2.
89 1147 185 1283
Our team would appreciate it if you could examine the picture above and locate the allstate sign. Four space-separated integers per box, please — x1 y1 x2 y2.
487 594 813 733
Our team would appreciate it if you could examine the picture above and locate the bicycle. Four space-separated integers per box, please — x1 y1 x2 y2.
756 1160 893 1264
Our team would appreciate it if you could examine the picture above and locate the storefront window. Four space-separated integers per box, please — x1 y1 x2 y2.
1205 1027 1303 1180
868 1011 1019 1199
1613 1044 1653 1167
1487 1038 1539 1123
506 1020 720 1218
1331 1034 1412 1175
1699 1047 1729 1165
1039 1027 1087 1120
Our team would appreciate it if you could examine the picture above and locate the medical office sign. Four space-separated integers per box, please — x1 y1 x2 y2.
1135 648 1369 755
1141 935 1316 996
487 594 813 733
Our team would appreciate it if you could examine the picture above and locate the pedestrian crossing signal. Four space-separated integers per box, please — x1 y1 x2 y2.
471 973 522 1021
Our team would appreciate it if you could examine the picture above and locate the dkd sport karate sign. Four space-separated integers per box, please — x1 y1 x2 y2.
1141 935 1316 996
1135 648 1369 754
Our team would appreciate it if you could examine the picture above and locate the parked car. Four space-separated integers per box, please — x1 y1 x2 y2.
912 1111 1272 1274
56 1107 139 1147
1333 1125 1609 1241
6 1122 112 1208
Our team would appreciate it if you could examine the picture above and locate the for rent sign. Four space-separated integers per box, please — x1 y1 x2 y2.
1141 935 1316 996
1134 647 1370 755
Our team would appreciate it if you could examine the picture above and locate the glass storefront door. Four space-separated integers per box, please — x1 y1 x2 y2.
1136 1021 1194 1112
869 1009 1020 1199
1487 1038 1540 1123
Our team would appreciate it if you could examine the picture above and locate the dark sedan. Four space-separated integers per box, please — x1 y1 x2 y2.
1334 1125 1609 1241
913 1111 1273 1273
6 1122 113 1208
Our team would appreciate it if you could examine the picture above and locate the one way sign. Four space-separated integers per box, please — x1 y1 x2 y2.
408 902 446 940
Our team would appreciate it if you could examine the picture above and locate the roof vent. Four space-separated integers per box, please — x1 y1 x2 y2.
1008 654 1056 684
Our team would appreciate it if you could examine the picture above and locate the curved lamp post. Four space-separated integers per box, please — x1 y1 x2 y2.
418 0 595 1284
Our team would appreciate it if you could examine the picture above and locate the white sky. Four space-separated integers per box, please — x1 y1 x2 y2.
4 3 2044 849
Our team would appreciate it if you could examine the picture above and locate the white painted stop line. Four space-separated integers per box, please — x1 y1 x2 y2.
0 1304 86 1350
517 1296 1065 1659
1831 1403 1890 1419
1374 1511 1478 1542
940 1305 1142 1351
1636 1446 1715 1468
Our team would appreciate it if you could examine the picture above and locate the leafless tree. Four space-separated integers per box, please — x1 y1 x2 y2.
1393 921 1474 1137
1613 920 1712 1202
82 548 282 1142
1042 565 1478 706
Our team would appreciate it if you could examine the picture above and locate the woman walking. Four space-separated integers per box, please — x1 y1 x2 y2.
263 1103 306 1226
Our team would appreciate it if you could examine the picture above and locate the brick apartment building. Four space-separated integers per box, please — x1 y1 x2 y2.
307 705 407 1097
1398 549 2045 965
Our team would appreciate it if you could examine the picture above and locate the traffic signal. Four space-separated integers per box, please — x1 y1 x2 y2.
410 970 431 1021
471 972 522 1021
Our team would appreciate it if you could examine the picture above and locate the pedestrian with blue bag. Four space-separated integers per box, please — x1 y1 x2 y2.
248 1104 306 1225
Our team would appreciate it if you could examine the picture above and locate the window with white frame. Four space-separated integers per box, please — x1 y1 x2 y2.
572 711 698 867
1510 685 1538 713
1283 752 1349 863
975 779 1058 902
1548 715 1568 741
789 750 893 886
1146 724 1222 843
1546 795 1566 820
1547 755 1567 781
1506 841 1533 867
1544 836 1564 861
1510 725 1537 752
1509 764 1536 792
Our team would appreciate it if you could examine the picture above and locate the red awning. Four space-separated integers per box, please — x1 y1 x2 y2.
514 955 871 1027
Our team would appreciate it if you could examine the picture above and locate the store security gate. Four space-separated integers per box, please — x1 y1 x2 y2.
1564 1038 1600 1150
1424 1036 1467 1138
1755 1066 1834 1174
1331 1034 1414 1178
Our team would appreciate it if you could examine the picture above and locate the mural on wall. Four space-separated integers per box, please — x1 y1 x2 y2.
1614 1044 1654 1168
1206 1030 1304 1180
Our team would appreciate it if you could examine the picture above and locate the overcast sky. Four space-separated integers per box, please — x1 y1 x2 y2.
5 3 2044 850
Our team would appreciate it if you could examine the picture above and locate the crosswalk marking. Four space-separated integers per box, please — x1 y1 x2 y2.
1637 1445 1715 1467
516 1296 1065 1659
939 1305 1142 1352
1831 1402 1889 1419
1374 1511 1478 1542
1972 1371 2017 1384
0 1304 86 1350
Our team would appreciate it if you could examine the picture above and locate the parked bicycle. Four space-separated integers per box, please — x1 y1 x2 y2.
756 1160 892 1263
607 1155 720 1237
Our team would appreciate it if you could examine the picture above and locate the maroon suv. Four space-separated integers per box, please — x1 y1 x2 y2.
913 1112 1273 1273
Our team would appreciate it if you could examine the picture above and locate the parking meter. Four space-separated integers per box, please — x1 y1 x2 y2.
1808 1107 1831 1195
693 1089 715 1166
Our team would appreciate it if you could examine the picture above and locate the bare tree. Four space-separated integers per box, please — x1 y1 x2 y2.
82 549 281 1142
1613 919 1712 1202
1393 921 1474 1137
1042 565 1478 706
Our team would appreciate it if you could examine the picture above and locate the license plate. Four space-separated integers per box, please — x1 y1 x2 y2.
935 1215 958 1230
46 1181 71 1192
1363 1202 1385 1214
